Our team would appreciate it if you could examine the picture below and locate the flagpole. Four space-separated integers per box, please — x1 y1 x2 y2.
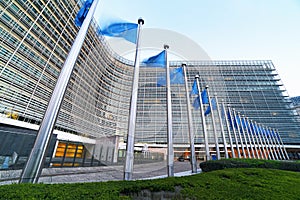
124 18 144 181
261 125 275 160
266 127 279 160
242 115 255 158
272 129 283 160
251 120 264 159
228 107 241 158
276 129 289 160
246 117 260 159
268 131 276 160
164 45 174 177
268 127 281 160
19 0 99 183
195 76 210 161
206 88 220 160
222 102 235 158
182 64 197 173
257 124 268 159
255 122 268 159
274 129 287 160
238 113 251 158
233 109 246 158
273 129 285 160
215 96 228 159
257 123 272 160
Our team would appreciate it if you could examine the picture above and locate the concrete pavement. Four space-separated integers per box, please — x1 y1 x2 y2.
0 160 201 185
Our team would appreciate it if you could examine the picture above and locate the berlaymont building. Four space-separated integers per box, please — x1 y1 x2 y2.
1 0 300 171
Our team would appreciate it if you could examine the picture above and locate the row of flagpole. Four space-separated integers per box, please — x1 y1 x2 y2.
126 32 290 179
19 0 289 183
125 44 290 181
190 75 289 162
203 96 289 161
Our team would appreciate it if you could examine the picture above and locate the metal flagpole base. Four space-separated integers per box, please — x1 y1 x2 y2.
168 165 174 177
124 172 132 181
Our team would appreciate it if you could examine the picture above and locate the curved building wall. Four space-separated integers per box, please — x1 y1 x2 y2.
0 0 300 153
169 61 300 145
135 61 300 145
0 0 133 141
291 96 300 116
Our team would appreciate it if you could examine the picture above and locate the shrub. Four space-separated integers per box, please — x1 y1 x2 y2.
200 158 300 172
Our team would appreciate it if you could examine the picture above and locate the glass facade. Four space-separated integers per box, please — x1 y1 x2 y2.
291 96 300 116
0 0 133 139
135 61 300 145
0 0 299 169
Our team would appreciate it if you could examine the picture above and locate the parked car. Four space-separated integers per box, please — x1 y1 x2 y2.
177 156 185 162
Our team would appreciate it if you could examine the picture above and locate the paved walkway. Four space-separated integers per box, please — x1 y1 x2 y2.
0 161 201 185
39 161 201 184
132 161 201 180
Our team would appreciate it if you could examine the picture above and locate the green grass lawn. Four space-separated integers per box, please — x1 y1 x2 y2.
0 167 299 199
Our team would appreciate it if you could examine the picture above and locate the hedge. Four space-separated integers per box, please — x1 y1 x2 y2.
200 158 300 172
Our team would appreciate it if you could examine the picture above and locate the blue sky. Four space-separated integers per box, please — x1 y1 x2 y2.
94 0 300 97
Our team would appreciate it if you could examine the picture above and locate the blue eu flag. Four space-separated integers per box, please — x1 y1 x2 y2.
227 110 233 129
75 0 93 27
190 80 208 105
142 50 166 67
201 89 209 104
266 128 270 137
170 67 184 84
192 89 211 110
190 79 210 109
100 22 138 44
193 96 200 110
257 125 262 135
253 124 259 135
241 118 247 130
250 123 255 134
204 98 217 116
157 67 184 86
271 130 276 138
190 80 198 96
235 115 241 128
